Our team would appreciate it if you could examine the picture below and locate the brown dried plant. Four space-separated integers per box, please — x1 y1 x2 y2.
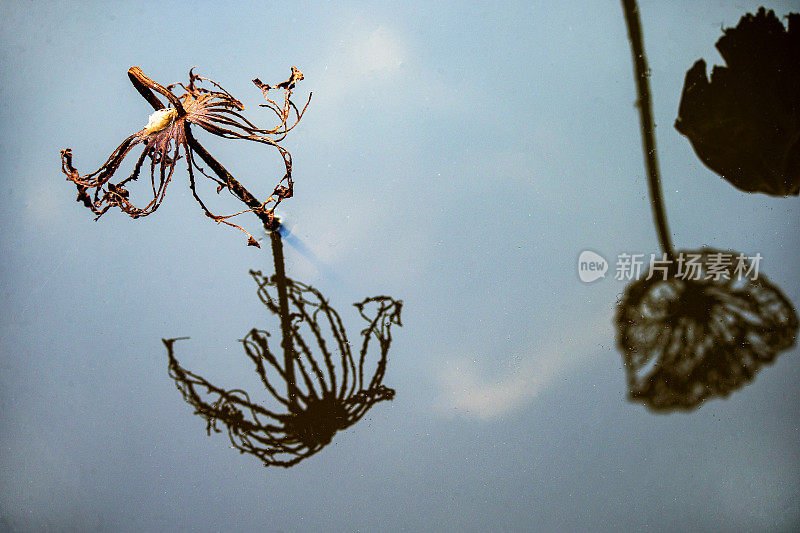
60 66 310 246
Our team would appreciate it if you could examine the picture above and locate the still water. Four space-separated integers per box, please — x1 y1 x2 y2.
1 1 799 531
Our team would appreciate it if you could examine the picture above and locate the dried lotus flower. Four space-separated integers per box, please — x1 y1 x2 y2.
60 66 310 246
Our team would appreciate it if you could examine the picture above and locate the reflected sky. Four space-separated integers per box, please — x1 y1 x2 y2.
1 1 799 530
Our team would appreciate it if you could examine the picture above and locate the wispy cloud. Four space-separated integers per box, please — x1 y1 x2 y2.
313 21 408 106
350 25 407 76
433 311 613 420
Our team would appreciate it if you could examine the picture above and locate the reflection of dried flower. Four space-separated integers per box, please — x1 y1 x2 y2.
60 66 310 245
164 270 403 467
616 248 798 411
675 8 800 196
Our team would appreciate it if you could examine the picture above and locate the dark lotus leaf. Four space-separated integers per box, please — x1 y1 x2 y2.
675 8 800 196
616 248 798 412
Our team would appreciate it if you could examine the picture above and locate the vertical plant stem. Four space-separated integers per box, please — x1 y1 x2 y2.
270 229 297 411
621 0 675 259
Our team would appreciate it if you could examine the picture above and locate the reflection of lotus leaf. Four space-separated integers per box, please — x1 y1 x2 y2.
675 8 800 196
616 248 798 411
165 270 402 467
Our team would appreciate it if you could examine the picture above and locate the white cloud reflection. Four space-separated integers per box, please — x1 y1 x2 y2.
434 312 613 420
352 25 406 75
314 21 407 106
